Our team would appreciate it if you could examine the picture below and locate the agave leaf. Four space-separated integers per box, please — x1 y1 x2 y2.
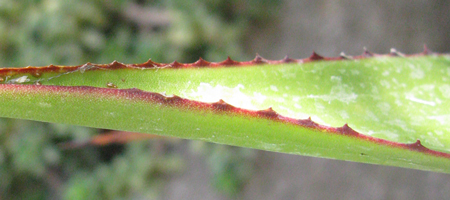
1 52 450 173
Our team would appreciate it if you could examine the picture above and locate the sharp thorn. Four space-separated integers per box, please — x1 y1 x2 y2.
309 51 324 60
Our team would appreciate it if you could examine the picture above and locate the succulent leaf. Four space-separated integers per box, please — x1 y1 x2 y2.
1 51 450 173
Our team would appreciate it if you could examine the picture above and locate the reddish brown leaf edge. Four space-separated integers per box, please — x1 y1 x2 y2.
1 83 449 159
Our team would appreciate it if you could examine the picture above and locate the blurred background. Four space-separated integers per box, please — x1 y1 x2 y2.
1 0 450 199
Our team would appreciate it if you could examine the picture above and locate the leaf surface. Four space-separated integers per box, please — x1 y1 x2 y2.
1 53 450 173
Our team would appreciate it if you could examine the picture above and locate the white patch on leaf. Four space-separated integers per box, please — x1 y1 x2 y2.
187 83 261 110
405 95 436 106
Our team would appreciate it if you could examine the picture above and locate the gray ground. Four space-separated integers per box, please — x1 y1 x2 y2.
165 147 450 200
164 1 450 199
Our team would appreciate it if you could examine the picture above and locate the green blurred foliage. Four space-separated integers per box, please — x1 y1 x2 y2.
0 0 280 199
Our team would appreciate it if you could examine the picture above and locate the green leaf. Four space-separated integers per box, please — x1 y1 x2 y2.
1 53 450 173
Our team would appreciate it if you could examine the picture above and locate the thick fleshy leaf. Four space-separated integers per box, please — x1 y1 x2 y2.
1 52 450 173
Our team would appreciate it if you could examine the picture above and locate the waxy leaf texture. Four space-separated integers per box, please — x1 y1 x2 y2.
1 50 450 173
